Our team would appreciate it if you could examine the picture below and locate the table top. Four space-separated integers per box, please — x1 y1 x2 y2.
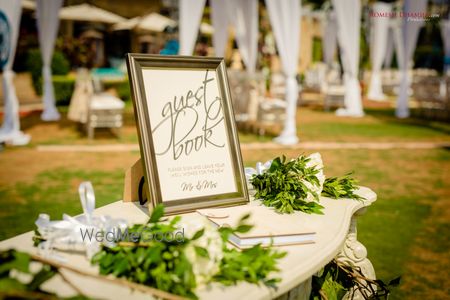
0 187 376 300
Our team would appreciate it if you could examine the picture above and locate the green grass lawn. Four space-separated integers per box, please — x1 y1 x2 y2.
1 106 449 298
0 169 124 240
20 105 450 146
297 108 450 142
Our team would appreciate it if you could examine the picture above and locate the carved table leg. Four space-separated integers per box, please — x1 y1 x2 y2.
336 207 376 299
275 277 312 300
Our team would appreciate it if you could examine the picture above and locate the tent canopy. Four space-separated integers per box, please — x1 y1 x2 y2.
59 4 126 24
22 0 36 10
112 12 175 32
113 12 213 35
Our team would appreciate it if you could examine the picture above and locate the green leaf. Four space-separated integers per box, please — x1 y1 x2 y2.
112 259 129 276
269 157 282 172
191 228 205 240
194 246 209 258
148 204 165 223
0 277 27 292
235 224 253 233
240 213 251 222
389 276 401 287
28 265 57 290
12 251 30 274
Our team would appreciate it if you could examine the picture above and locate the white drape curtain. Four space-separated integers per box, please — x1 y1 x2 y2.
383 27 394 68
0 0 30 145
332 0 363 117
265 0 300 145
36 0 63 121
322 11 337 67
210 0 230 57
179 0 205 55
383 20 404 69
396 0 427 118
367 2 392 101
441 20 450 73
392 19 405 70
227 0 258 73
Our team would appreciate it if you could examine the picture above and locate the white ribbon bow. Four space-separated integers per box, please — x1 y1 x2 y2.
244 160 273 190
245 160 272 179
35 182 128 261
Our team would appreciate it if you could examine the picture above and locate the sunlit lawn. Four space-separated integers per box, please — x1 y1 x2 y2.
0 105 449 299
19 103 450 146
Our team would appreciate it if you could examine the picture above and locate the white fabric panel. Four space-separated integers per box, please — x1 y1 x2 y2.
36 0 63 121
332 0 363 117
396 0 427 118
179 0 206 55
392 19 405 69
367 2 392 101
385 19 405 69
227 0 258 73
0 0 30 145
323 11 337 66
210 0 229 57
265 0 300 144
383 27 394 68
441 20 450 73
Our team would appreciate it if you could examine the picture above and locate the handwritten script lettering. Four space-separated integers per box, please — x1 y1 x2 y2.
152 70 225 160
181 180 218 192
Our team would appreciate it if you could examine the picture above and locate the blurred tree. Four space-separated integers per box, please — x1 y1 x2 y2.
26 48 70 96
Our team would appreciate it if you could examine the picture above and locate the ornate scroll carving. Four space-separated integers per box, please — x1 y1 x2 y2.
337 207 376 299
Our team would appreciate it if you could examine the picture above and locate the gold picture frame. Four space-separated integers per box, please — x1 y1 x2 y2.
126 54 249 215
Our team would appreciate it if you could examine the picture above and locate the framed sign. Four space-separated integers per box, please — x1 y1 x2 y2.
127 54 249 215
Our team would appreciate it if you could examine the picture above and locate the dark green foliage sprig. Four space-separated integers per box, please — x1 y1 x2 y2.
214 244 286 288
214 214 287 288
250 155 324 214
92 205 198 299
0 249 90 299
310 259 400 300
91 206 285 299
321 173 365 201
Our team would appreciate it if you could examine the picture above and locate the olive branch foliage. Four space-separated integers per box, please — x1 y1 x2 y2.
0 249 89 300
213 213 286 288
321 173 365 201
250 155 324 214
91 205 286 299
250 155 364 215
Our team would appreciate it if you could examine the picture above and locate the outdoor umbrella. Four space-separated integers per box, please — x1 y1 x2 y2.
112 12 175 32
22 0 36 10
59 4 125 24
113 11 212 35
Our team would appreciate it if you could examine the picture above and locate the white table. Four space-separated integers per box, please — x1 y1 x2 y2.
0 187 377 300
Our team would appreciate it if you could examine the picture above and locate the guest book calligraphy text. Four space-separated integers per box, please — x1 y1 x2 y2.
142 69 237 201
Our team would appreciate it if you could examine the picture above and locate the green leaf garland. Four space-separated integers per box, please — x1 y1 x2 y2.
321 173 365 201
91 205 285 299
250 155 325 214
